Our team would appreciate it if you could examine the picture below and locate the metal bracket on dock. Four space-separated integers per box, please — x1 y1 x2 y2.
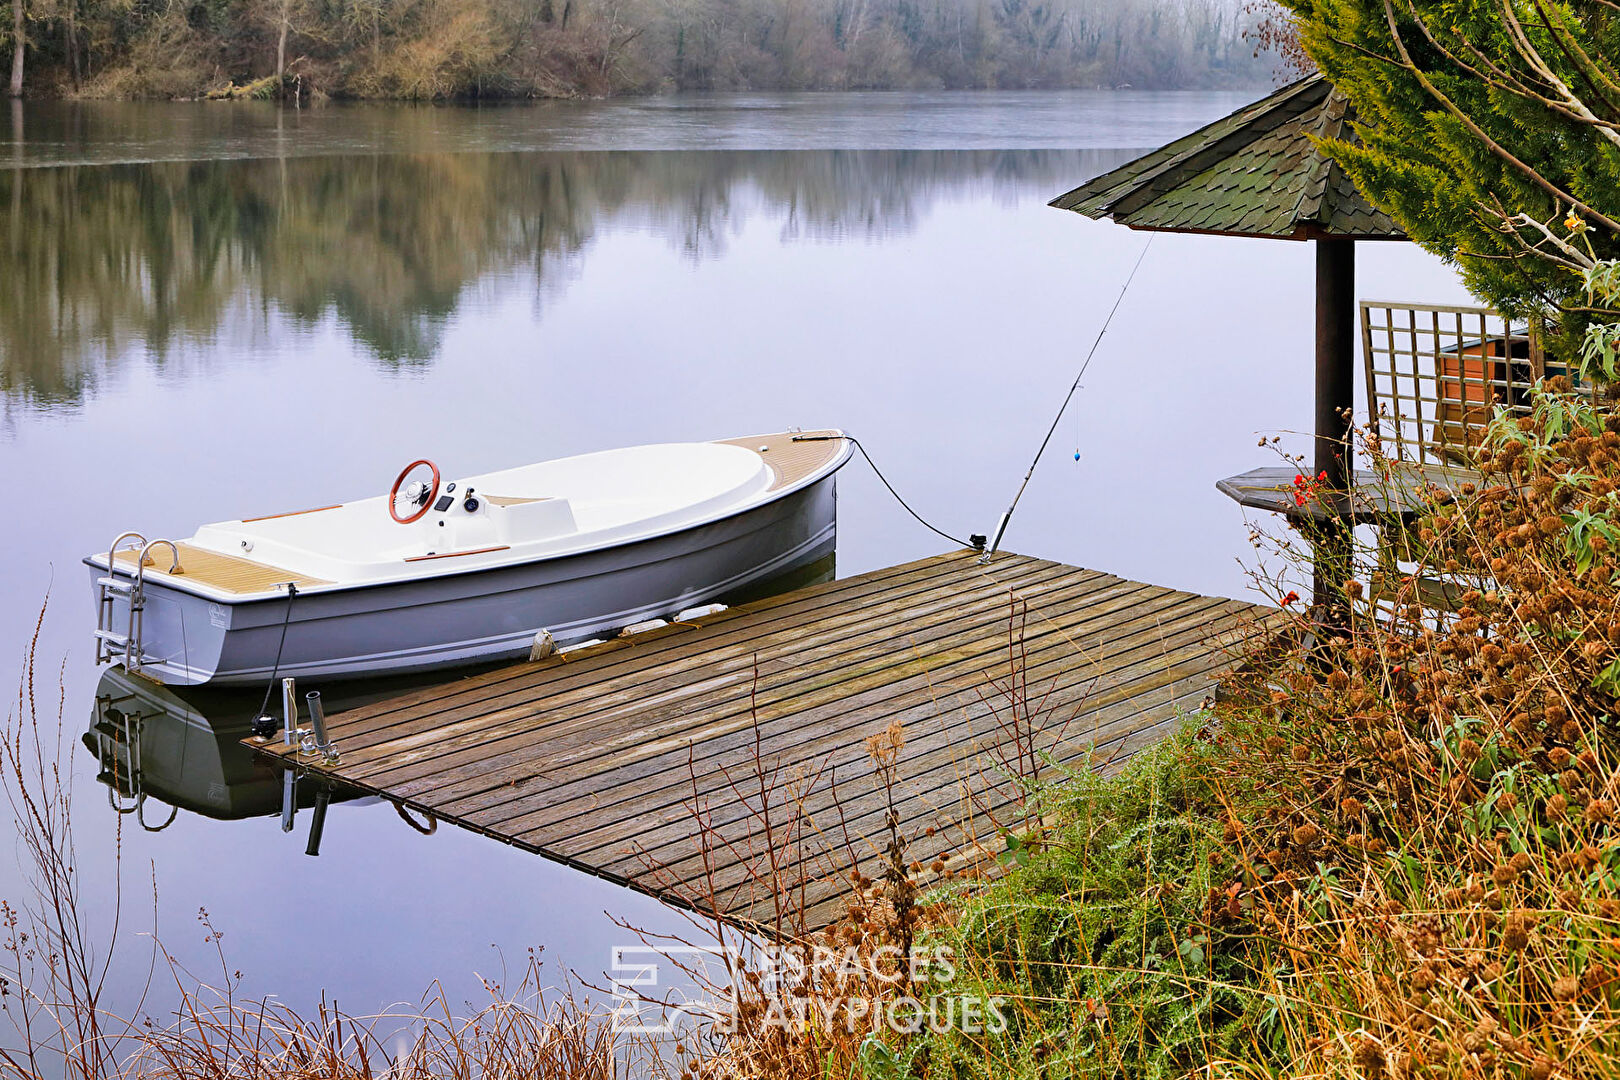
978 511 1012 563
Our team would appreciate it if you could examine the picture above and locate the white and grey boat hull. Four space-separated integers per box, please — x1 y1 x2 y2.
86 475 837 686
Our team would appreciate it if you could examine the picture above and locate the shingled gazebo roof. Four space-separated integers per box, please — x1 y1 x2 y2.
1050 75 1403 241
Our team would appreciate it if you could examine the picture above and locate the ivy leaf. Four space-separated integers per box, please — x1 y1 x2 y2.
1594 658 1620 697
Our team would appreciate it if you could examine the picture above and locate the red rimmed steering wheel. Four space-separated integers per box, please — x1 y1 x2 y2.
389 459 441 524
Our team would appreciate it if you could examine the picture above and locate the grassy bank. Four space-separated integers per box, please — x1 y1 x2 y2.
696 380 1620 1078
886 382 1620 1078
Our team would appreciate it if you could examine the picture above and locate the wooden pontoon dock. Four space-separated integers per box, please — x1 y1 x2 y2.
252 550 1274 933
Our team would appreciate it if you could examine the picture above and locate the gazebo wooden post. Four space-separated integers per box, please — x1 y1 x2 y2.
1312 238 1356 621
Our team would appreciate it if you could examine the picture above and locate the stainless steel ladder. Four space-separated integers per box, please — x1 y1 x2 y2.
94 534 178 675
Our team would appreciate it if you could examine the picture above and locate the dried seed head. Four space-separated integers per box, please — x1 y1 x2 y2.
1291 744 1311 763
1503 912 1533 951
865 718 905 767
1352 1036 1386 1076
1553 974 1581 1001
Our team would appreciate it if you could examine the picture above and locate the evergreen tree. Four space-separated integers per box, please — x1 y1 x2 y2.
1280 0 1620 350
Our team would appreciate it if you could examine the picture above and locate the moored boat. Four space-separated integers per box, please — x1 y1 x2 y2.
86 431 851 686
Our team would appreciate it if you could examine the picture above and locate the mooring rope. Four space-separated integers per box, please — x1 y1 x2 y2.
254 582 300 722
794 433 974 549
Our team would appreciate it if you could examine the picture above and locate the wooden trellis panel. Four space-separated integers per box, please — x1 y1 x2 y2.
1360 301 1588 468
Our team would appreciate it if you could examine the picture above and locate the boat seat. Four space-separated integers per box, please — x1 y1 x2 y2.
486 495 577 542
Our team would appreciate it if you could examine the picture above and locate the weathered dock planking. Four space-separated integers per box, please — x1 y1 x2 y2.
252 550 1275 934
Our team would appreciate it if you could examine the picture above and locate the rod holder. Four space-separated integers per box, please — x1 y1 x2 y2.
980 510 1012 564
306 690 332 752
304 786 330 857
281 677 297 746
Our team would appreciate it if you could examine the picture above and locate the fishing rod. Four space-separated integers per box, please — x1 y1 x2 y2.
979 236 1154 563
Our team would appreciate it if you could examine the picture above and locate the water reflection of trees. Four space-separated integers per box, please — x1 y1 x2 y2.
0 149 1123 407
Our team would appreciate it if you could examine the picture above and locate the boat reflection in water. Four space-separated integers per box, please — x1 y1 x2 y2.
85 665 380 829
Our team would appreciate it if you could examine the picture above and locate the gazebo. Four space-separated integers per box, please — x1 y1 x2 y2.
1051 74 1406 611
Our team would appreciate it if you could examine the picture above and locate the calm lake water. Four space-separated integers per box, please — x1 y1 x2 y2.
0 91 1471 1028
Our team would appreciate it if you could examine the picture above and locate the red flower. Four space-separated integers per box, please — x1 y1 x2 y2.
1291 470 1326 507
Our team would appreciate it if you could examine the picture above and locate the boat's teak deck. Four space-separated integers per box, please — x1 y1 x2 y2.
250 550 1277 934
114 544 330 596
716 431 846 491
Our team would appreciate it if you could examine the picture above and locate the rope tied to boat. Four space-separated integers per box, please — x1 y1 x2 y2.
254 581 300 723
793 433 974 550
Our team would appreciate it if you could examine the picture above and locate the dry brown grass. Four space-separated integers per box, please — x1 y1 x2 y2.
1203 381 1620 1078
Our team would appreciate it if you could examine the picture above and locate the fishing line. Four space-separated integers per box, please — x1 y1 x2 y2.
980 235 1154 561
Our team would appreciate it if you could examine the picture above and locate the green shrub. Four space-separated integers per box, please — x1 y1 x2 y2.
916 729 1272 1079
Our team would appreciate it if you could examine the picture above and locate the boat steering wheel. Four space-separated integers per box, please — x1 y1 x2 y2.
389 459 441 524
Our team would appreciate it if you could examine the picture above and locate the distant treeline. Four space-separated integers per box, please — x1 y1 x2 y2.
0 149 1127 403
3 0 1274 100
